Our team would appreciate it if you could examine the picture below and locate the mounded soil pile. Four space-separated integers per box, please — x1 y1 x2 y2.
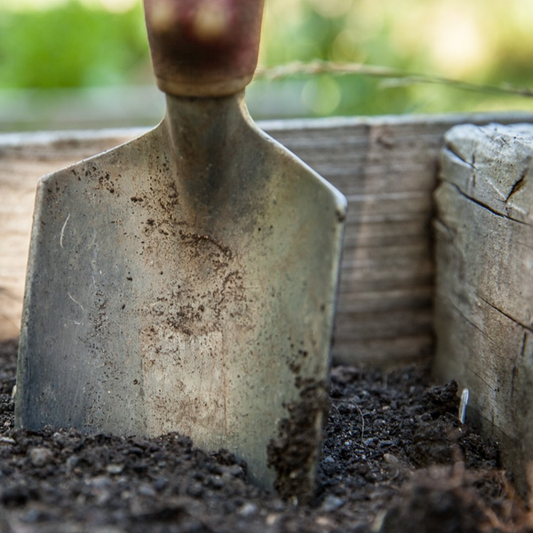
0 339 531 533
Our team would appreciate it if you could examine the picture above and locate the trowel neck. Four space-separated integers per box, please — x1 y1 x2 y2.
163 92 249 162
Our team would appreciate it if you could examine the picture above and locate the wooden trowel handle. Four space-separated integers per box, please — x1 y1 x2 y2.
144 0 265 97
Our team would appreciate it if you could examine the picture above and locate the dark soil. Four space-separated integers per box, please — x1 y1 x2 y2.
0 339 532 533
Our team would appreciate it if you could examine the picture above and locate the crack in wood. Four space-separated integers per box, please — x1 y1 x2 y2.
505 171 528 204
520 332 527 360
442 146 477 170
469 366 498 394
444 180 531 227
438 291 495 344
477 293 533 334
495 134 512 148
510 332 528 400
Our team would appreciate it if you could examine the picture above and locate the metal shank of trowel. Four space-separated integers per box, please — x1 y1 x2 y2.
144 0 265 97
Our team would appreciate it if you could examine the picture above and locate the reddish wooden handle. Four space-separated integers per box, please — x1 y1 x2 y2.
144 0 264 97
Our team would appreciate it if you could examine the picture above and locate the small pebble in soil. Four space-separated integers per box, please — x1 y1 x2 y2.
320 495 345 512
106 464 124 475
237 502 258 517
28 447 54 467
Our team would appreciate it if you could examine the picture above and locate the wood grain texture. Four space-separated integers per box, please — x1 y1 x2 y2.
2 113 533 366
434 122 533 496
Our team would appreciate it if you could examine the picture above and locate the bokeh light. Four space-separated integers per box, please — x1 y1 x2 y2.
1 0 533 130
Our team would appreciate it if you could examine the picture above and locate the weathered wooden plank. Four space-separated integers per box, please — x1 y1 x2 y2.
342 241 430 266
339 267 434 295
339 244 434 296
336 286 433 314
2 113 533 366
342 218 430 248
335 308 433 340
342 192 432 224
333 335 434 367
433 122 533 496
0 129 145 161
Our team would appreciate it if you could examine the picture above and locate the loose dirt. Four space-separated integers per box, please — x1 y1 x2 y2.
0 339 531 533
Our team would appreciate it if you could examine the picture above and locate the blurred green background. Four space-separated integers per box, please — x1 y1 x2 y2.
1 0 533 130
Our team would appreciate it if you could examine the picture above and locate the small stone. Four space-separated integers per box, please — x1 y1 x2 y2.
66 456 79 470
138 484 156 497
209 475 224 489
384 453 399 465
320 495 345 513
126 447 143 456
154 476 168 491
316 516 335 528
383 453 400 479
88 476 112 489
237 502 258 517
29 447 53 467
186 482 203 498
0 437 15 445
88 476 112 505
106 464 124 475
266 514 279 526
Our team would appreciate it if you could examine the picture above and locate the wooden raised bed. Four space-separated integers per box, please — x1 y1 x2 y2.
2 112 533 493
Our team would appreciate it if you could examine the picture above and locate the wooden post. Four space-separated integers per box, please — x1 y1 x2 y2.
434 122 533 496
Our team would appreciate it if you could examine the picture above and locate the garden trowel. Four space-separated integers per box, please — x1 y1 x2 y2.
15 0 346 502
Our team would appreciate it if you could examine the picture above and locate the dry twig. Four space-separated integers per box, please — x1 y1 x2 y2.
254 60 533 99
